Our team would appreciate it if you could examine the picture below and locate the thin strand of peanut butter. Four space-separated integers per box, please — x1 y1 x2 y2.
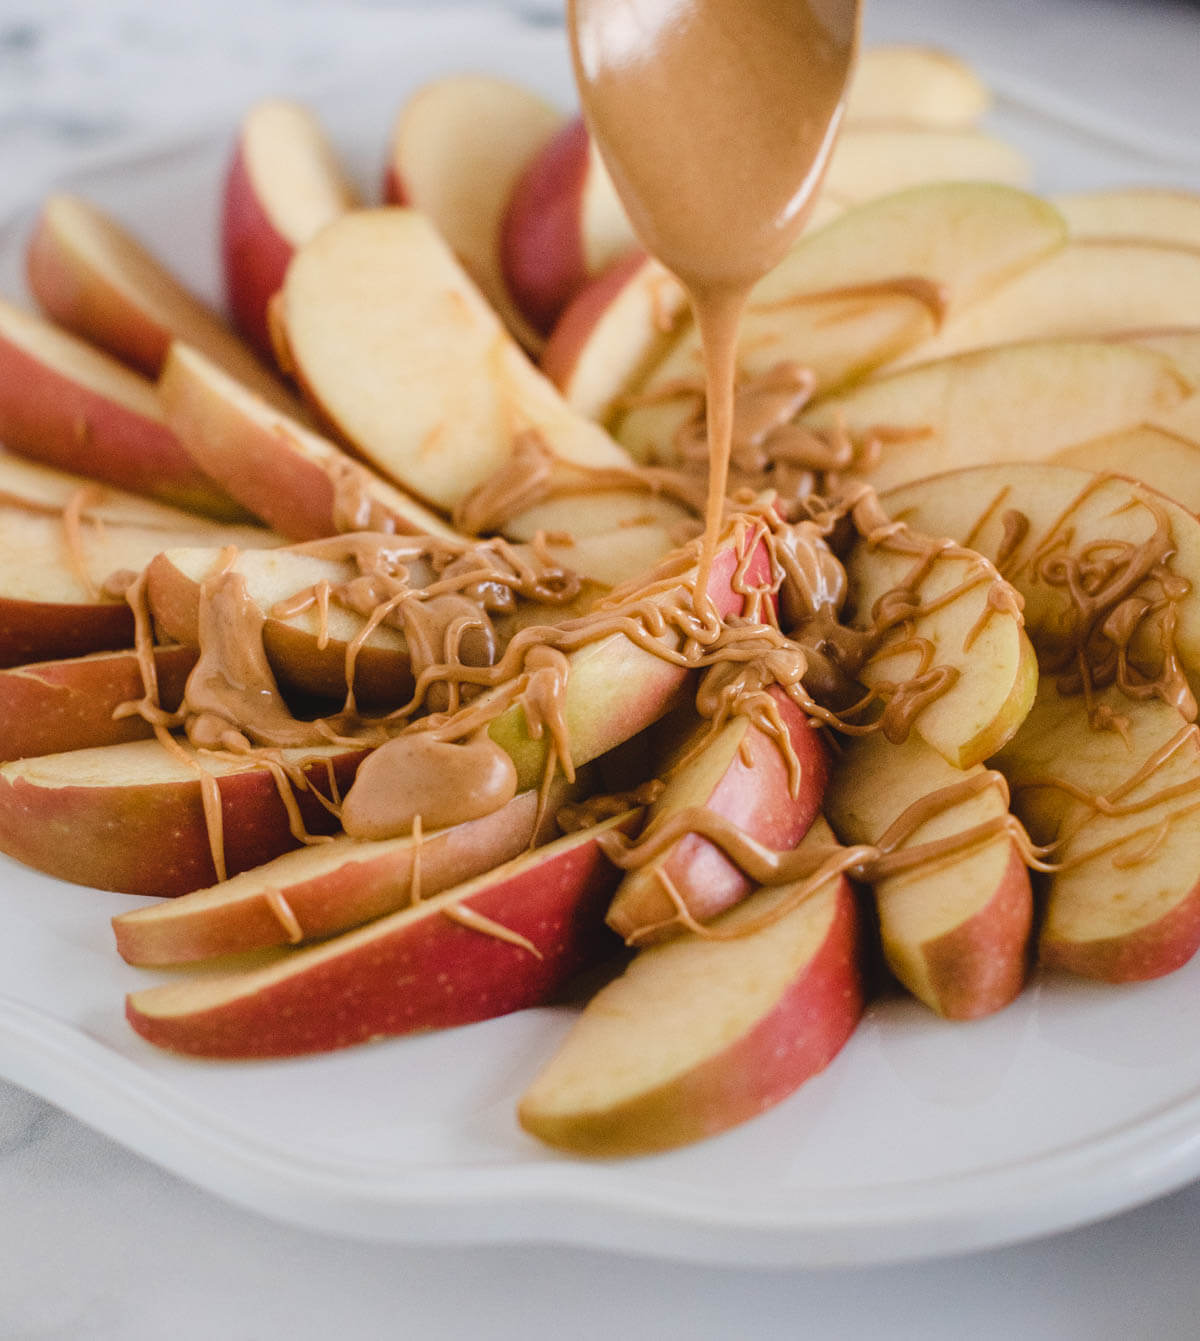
441 903 543 958
265 887 305 944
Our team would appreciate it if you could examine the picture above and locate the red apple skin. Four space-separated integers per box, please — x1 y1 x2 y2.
111 786 555 965
0 321 242 520
0 645 196 761
0 596 134 671
607 689 829 942
916 843 1032 1020
1040 882 1200 983
526 874 863 1156
222 142 297 359
501 118 590 335
124 819 632 1057
382 165 409 206
0 747 366 896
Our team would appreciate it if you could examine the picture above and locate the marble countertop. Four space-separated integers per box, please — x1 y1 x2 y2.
3 1 1200 1337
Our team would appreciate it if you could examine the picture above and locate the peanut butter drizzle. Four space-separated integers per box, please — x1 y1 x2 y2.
61 486 107 601
441 903 543 959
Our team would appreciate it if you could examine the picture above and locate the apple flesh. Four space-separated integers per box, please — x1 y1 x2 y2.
223 98 358 358
275 208 633 517
0 738 365 896
123 810 636 1057
0 298 247 520
518 818 863 1157
802 339 1191 493
606 687 828 943
385 74 562 354
1056 188 1200 251
112 783 563 964
1051 425 1200 513
825 729 1032 1019
846 46 989 126
158 341 457 542
1126 330 1200 445
0 645 196 761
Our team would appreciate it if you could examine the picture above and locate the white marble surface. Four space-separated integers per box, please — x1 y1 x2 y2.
3 0 1200 1336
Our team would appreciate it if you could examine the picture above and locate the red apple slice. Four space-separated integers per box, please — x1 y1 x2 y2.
825 729 1032 1019
518 818 863 1156
0 645 196 761
27 193 304 414
0 298 247 519
123 810 636 1057
0 738 365 896
158 341 457 542
385 74 562 354
995 679 1200 982
112 782 562 964
223 99 358 358
846 47 989 127
0 505 274 669
275 208 633 518
606 687 829 943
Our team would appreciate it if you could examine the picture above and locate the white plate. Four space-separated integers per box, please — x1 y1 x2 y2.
3 7 1200 1271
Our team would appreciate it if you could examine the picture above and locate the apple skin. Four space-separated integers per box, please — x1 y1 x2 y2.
112 785 557 965
1040 889 1200 984
520 861 863 1157
0 303 245 520
501 118 594 335
123 814 634 1057
0 595 134 671
606 687 829 943
222 140 296 359
0 645 196 761
0 742 366 896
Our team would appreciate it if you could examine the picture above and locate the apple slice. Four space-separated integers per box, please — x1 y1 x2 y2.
0 738 365 896
0 298 247 519
501 118 636 334
801 340 1191 493
615 182 1066 462
518 818 862 1156
0 505 274 669
0 645 196 761
894 241 1200 367
846 47 989 127
223 99 359 357
541 252 688 422
1126 330 1200 444
145 544 414 705
275 208 633 517
385 74 562 353
825 729 1032 1019
843 521 1037 769
1051 425 1200 513
1057 188 1200 251
606 687 828 943
994 679 1200 982
112 782 562 964
123 810 636 1057
822 126 1028 205
158 341 457 542
502 487 692 544
26 193 303 413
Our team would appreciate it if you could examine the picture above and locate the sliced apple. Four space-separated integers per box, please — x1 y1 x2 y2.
385 74 562 353
501 118 636 334
541 252 688 422
822 126 1028 205
825 729 1032 1019
802 340 1191 493
1126 330 1200 444
0 298 247 519
275 208 633 518
112 783 562 964
159 341 457 542
518 818 862 1156
880 463 1200 699
26 193 303 413
223 99 359 357
1057 188 1200 251
0 738 365 896
994 679 1200 982
615 182 1067 462
606 687 828 943
124 810 635 1057
1051 425 1200 513
0 645 196 761
846 47 989 127
502 488 692 544
843 521 1037 769
894 241 1200 367
0 505 273 669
